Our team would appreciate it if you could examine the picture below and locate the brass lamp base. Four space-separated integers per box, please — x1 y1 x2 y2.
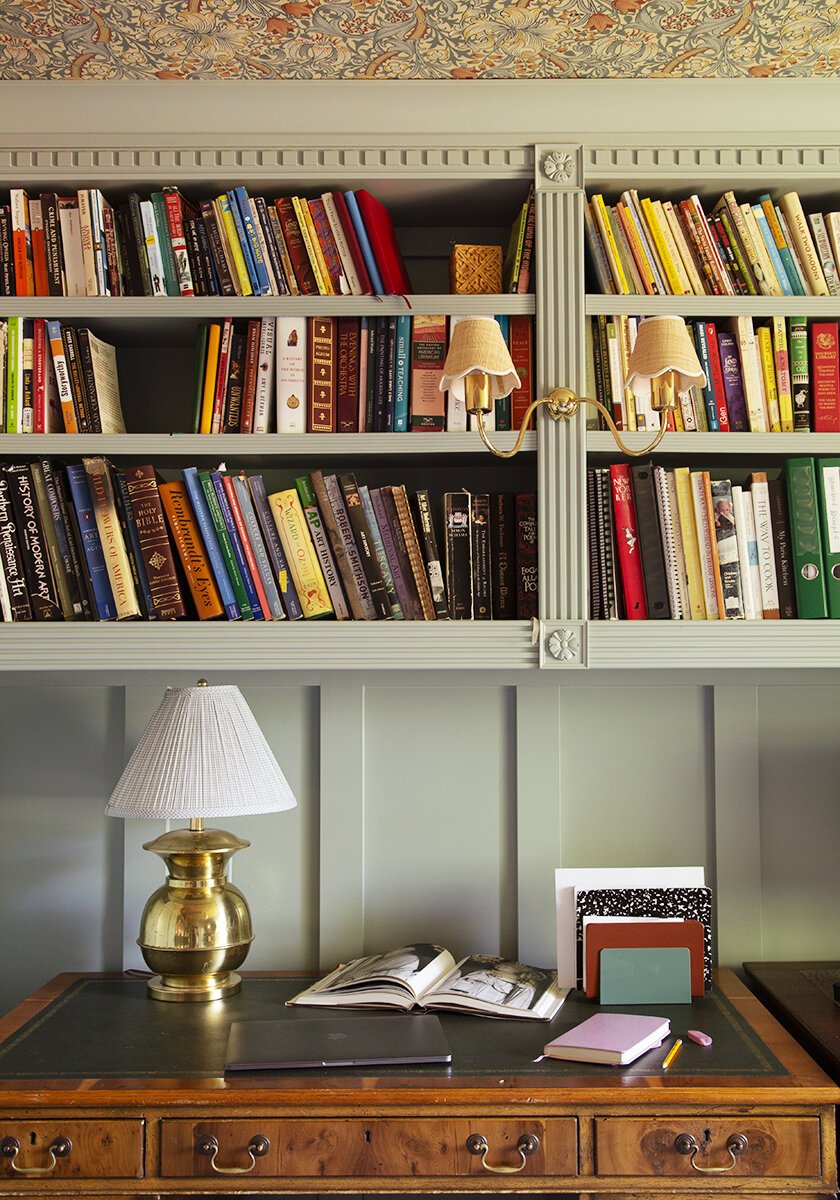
138 825 254 1003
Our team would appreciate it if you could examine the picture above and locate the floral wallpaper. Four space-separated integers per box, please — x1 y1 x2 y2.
0 0 839 80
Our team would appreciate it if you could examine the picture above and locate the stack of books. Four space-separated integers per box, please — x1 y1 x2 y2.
588 313 839 434
584 188 839 298
589 457 840 623
0 456 538 625
3 185 412 299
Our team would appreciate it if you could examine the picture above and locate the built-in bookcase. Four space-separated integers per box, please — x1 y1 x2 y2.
5 134 840 671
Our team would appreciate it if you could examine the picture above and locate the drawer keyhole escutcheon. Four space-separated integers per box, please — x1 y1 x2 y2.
466 1132 540 1173
0 1136 72 1175
196 1133 270 1174
674 1132 749 1173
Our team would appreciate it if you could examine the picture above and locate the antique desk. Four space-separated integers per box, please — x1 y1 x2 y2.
0 970 838 1199
743 962 840 1085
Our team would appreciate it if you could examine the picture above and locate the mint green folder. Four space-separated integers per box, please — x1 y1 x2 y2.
599 947 692 1005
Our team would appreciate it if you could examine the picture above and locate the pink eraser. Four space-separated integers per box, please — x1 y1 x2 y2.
687 1029 712 1047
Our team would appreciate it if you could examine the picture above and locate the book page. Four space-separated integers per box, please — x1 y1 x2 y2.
287 944 455 1007
427 955 568 1019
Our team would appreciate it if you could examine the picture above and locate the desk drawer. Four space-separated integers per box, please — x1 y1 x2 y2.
595 1117 821 1178
0 1120 143 1179
161 1118 577 1178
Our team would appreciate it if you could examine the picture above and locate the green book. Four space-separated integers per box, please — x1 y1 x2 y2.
788 315 811 430
150 191 179 297
599 948 692 1006
816 457 840 618
198 468 253 620
786 458 828 619
5 315 19 433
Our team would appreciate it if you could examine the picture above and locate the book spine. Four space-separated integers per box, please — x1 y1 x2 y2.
150 191 179 296
336 316 361 433
248 197 280 295
756 323 782 432
709 477 745 620
252 316 276 434
308 315 337 432
768 476 797 619
232 475 285 620
339 472 391 619
809 211 840 296
181 466 240 620
789 315 812 430
369 487 416 620
515 492 539 619
195 469 251 618
211 316 233 435
223 330 245 435
221 474 271 619
200 199 235 296
75 327 102 433
470 492 492 619
609 463 647 619
411 488 448 620
785 457 829 619
275 197 318 295
630 462 671 619
672 466 706 620
0 470 32 620
163 188 195 297
490 492 516 620
444 490 472 619
82 457 140 619
64 463 117 621
275 315 307 433
211 471 263 619
111 467 154 618
321 191 361 294
810 321 840 432
265 202 300 296
157 481 224 620
238 318 261 434
392 484 436 620
254 195 288 296
308 197 345 294
232 187 270 295
392 314 412 433
322 472 377 619
731 484 761 620
123 464 187 619
267 488 333 618
358 484 403 619
748 472 781 619
216 193 253 296
25 461 72 619
816 457 840 618
10 188 34 297
689 470 721 619
247 473 304 620
39 458 86 619
293 196 332 295
343 190 385 295
771 314 794 432
778 192 829 295
295 474 351 620
139 199 167 297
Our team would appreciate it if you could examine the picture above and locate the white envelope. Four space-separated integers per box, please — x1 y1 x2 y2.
555 866 706 989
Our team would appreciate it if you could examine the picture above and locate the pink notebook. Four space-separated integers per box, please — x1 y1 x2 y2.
543 1012 670 1066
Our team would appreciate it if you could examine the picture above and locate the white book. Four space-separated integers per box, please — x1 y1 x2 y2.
253 317 276 434
747 473 780 619
275 316 307 434
447 316 468 433
57 199 85 297
776 205 809 294
139 200 166 297
248 198 279 296
689 470 719 619
731 484 762 621
653 465 684 620
77 189 99 297
604 319 626 431
666 470 690 618
710 478 744 620
728 315 768 433
808 211 840 297
89 189 109 296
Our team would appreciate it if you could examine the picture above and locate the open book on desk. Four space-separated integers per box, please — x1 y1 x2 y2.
287 943 569 1020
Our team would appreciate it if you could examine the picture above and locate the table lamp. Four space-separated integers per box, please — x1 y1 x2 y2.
439 313 705 458
106 680 296 1003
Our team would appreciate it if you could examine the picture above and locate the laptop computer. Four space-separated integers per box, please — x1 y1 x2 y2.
224 1013 453 1071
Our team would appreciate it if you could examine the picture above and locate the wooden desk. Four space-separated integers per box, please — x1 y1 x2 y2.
743 961 840 1086
0 970 838 1199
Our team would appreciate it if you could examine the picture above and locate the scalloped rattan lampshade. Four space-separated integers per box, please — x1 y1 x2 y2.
625 315 707 392
439 316 521 403
105 684 297 820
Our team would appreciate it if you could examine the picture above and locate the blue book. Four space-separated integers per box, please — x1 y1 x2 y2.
181 466 240 621
392 314 411 432
692 320 719 432
64 464 117 621
225 189 262 297
210 471 264 620
232 186 271 296
232 474 284 620
751 203 794 296
248 474 303 620
759 195 806 297
344 190 384 296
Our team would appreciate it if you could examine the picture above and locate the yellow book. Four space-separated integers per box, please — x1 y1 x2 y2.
198 321 222 435
267 488 333 618
216 193 253 297
771 314 794 432
690 469 721 620
640 197 683 295
673 466 707 620
616 315 636 432
591 194 628 294
778 191 829 296
661 200 705 295
293 196 333 296
653 200 693 295
83 456 141 620
756 324 781 432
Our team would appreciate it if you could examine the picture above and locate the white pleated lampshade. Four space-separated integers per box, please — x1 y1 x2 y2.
105 684 297 820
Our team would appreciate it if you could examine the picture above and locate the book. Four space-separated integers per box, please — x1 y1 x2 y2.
785 458 828 619
158 481 224 620
789 315 811 430
83 457 140 620
4 465 61 621
275 315 307 433
181 466 242 621
609 463 646 619
777 192 829 296
816 457 840 618
295 474 350 620
353 188 412 295
768 476 796 620
358 484 402 620
267 488 333 619
247 474 304 621
811 321 840 432
212 470 264 620
339 472 391 619
344 190 385 295
710 478 744 620
64 462 117 621
308 315 337 432
123 464 186 620
515 492 538 619
444 490 472 620
287 943 567 1021
748 471 781 620
630 462 670 619
583 918 706 999
412 488 448 620
543 1012 670 1066
0 470 32 621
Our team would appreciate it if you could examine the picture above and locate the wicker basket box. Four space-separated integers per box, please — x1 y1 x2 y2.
449 243 503 294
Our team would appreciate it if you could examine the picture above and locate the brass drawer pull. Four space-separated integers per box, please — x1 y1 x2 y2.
196 1133 270 1175
466 1132 540 1173
674 1132 749 1173
1 1136 72 1175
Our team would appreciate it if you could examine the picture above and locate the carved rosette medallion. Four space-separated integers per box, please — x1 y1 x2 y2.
546 627 582 665
541 151 576 186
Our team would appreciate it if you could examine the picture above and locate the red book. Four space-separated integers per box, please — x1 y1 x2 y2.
308 315 337 432
211 316 233 435
509 314 534 430
331 191 373 295
811 321 840 432
10 188 33 297
336 316 361 433
275 197 318 296
609 463 647 619
584 919 706 999
704 321 730 432
353 189 412 295
30 200 49 297
239 318 261 434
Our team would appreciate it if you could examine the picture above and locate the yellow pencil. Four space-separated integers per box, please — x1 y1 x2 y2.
662 1038 683 1070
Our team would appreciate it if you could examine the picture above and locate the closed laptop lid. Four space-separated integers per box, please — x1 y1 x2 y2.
225 1013 453 1071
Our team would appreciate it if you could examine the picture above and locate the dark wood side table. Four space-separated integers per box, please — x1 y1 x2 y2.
743 961 840 1084
0 970 839 1199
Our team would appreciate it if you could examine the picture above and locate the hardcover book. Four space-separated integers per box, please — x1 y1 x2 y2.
288 944 567 1021
0 470 32 621
352 188 412 295
609 463 647 619
785 457 828 619
810 321 840 432
816 457 840 618
267 487 333 619
543 1012 669 1066
123 464 186 620
515 492 539 620
158 481 224 620
4 464 61 621
444 490 472 620
308 315 337 432
82 457 140 620
275 315 307 434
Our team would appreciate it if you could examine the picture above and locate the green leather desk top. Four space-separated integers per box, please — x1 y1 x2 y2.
0 975 786 1081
